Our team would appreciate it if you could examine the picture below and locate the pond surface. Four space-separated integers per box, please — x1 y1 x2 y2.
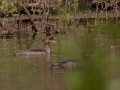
0 20 120 90
0 32 79 90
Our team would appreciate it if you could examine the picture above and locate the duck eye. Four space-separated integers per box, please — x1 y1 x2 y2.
49 37 53 40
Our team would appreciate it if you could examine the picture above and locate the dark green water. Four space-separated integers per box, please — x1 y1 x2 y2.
0 20 120 90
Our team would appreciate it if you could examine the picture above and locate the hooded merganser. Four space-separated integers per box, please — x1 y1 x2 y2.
49 60 78 69
15 36 56 56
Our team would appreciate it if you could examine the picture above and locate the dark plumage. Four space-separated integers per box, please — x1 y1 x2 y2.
49 60 78 69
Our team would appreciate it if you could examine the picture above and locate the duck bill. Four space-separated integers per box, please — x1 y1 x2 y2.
50 40 57 43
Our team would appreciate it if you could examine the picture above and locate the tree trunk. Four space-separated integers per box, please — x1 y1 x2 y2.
19 0 38 32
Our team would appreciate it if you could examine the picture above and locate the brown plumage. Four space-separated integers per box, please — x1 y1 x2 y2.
49 60 78 70
15 36 56 56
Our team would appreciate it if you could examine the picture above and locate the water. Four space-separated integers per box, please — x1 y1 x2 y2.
0 20 120 90
0 32 76 90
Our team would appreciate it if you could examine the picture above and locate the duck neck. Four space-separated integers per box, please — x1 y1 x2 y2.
44 44 51 54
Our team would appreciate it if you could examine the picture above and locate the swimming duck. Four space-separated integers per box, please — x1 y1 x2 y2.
49 60 78 69
15 36 56 56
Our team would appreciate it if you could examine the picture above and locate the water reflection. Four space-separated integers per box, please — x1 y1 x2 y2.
0 21 120 90
0 52 68 90
0 33 74 90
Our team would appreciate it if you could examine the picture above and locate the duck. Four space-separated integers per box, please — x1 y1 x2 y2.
15 36 56 56
49 60 78 69
48 51 92 69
